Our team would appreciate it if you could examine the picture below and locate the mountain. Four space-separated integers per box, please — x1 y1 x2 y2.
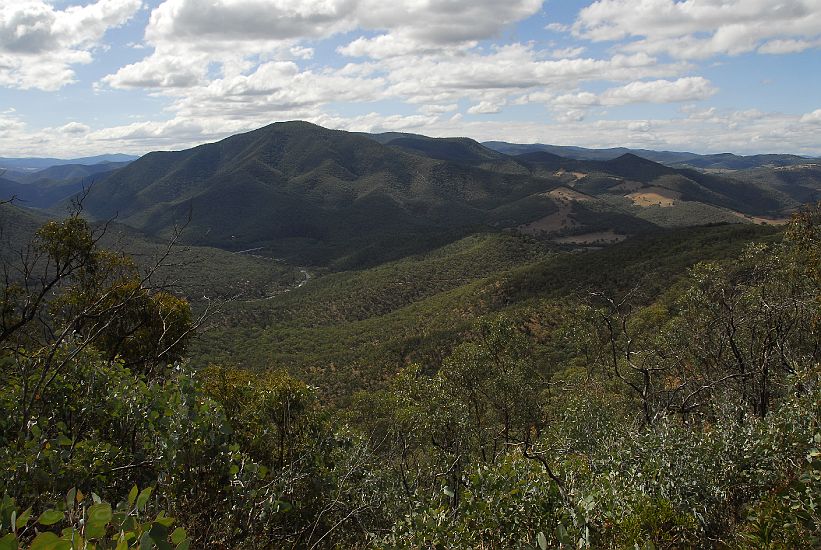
366 132 506 164
0 176 83 209
0 161 131 209
14 161 132 184
74 121 812 268
0 154 138 172
81 121 567 267
483 141 820 170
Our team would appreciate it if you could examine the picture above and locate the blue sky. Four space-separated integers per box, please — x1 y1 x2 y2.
0 0 819 157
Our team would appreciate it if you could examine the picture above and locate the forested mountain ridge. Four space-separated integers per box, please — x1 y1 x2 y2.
73 121 812 268
78 121 567 266
483 139 821 170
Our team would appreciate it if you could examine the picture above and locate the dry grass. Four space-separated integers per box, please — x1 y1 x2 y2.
627 187 682 207
545 187 594 202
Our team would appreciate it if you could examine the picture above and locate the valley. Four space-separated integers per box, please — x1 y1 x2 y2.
1 121 819 549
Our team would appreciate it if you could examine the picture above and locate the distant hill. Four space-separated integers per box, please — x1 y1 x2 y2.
366 132 505 164
71 121 815 268
0 161 131 209
0 154 138 172
14 161 132 183
81 121 565 267
483 141 819 170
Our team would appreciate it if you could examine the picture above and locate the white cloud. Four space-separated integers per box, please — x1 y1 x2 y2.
467 101 503 114
347 0 543 53
545 22 569 32
166 62 388 123
379 46 690 105
800 109 821 124
57 122 91 134
628 120 651 132
758 37 821 54
5 0 817 160
0 113 25 136
313 112 440 133
105 0 544 88
417 103 459 115
549 46 585 59
573 0 821 59
2 105 821 159
410 109 821 157
337 0 543 60
0 0 141 90
554 77 716 108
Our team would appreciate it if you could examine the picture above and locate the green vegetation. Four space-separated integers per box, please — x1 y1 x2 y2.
2 198 818 548
3 123 821 548
70 122 820 268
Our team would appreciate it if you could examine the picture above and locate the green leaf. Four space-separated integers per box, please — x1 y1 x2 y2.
537 531 547 550
64 489 75 509
136 487 153 512
128 485 138 507
115 537 128 550
87 503 112 525
56 435 72 447
59 529 83 548
120 516 136 533
153 515 174 528
14 508 31 530
84 522 106 540
29 532 71 550
175 541 190 550
148 521 168 543
139 532 156 550
274 501 292 513
0 533 18 550
37 509 64 526
170 528 186 545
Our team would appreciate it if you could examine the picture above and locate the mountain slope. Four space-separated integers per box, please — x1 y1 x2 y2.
82 121 566 266
77 121 803 268
483 141 820 170
0 162 131 209
0 154 138 172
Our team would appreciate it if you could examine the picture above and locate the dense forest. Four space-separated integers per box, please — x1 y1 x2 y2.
1 191 819 548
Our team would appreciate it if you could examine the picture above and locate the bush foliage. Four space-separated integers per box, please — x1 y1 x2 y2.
1 205 819 547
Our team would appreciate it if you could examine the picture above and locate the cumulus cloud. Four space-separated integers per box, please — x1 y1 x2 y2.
554 77 717 108
413 109 821 157
166 62 388 123
417 104 459 115
6 0 817 159
0 113 25 136
800 109 821 124
549 46 586 59
573 0 821 59
338 0 543 58
105 0 543 88
628 120 652 132
0 0 141 90
467 101 503 115
57 122 91 134
380 46 690 105
759 37 821 54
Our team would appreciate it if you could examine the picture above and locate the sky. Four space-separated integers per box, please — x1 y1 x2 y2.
0 0 820 158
